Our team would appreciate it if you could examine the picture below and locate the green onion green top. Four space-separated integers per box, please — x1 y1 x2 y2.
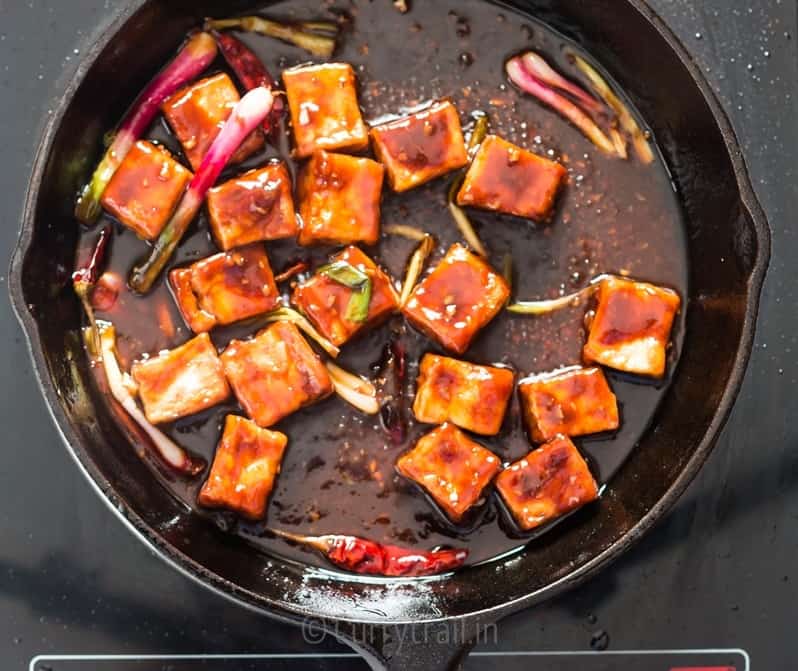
317 261 373 323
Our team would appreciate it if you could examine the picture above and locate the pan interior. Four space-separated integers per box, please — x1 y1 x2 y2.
77 0 687 571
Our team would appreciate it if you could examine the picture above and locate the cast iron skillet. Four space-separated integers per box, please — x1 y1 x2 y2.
9 0 770 668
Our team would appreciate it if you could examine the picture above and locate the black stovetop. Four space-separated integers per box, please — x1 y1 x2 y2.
1 1 796 669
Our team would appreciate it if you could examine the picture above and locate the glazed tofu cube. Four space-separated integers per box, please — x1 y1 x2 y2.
496 436 598 531
292 246 399 346
221 322 333 427
198 415 288 520
402 244 509 354
297 151 384 246
370 100 468 192
283 62 369 158
518 366 619 443
583 276 681 378
457 135 567 221
162 73 264 171
131 333 230 424
168 267 218 334
206 162 298 251
170 245 280 331
100 140 192 240
413 354 514 436
396 423 501 521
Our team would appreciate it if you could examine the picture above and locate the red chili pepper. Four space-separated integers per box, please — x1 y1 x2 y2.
73 225 113 354
377 337 408 445
213 31 286 139
274 260 309 284
73 225 112 293
272 529 467 576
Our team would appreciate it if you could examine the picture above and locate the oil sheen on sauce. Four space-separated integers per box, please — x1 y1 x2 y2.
79 0 689 572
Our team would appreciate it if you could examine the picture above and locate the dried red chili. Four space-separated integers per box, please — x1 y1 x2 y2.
72 224 112 292
213 31 286 139
73 225 113 353
274 260 309 284
272 529 467 576
378 337 408 445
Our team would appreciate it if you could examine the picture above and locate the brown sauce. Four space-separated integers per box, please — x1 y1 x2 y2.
78 0 688 573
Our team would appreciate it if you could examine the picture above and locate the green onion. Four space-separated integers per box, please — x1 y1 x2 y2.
399 234 435 307
129 87 274 294
296 20 341 38
317 261 373 323
448 112 490 257
466 112 490 156
609 127 628 160
507 280 602 315
97 322 202 475
506 53 619 157
325 361 379 415
317 261 370 289
383 224 429 242
260 307 340 358
519 51 606 117
205 16 337 58
569 52 654 164
75 33 218 226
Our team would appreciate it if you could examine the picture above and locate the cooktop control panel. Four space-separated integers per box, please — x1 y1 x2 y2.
30 650 747 670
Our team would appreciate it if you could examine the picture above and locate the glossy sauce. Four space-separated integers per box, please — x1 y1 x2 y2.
79 0 688 572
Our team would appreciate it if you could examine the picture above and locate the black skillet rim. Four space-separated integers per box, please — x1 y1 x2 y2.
8 0 771 628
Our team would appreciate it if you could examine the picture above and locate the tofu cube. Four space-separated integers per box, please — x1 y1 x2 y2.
170 244 280 331
283 62 369 158
168 267 218 334
583 276 681 378
100 140 192 240
402 244 510 354
221 322 333 427
518 366 619 443
496 436 599 531
370 100 468 192
162 73 264 171
291 246 399 346
198 415 288 520
396 423 501 521
457 135 567 221
131 333 230 424
297 151 384 246
206 162 298 251
413 354 514 436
